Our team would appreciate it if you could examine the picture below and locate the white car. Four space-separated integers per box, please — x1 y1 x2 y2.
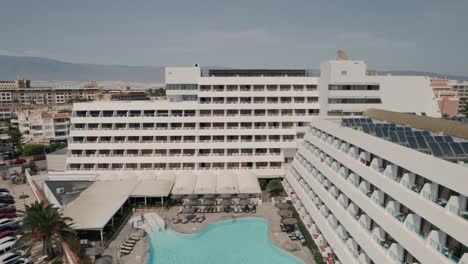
0 218 16 227
0 236 17 246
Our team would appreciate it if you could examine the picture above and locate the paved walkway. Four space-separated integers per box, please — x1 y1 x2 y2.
0 179 37 211
105 203 315 264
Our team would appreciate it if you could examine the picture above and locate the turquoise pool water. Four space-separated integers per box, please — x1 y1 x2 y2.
147 218 304 264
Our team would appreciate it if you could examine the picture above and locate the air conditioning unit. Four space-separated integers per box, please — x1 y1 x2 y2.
56 188 65 194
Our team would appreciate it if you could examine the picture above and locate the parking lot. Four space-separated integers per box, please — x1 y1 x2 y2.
0 179 36 212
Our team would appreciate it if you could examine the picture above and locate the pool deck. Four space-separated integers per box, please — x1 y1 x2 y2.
106 202 315 264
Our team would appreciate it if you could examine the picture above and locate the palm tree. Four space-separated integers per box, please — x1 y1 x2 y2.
16 201 76 261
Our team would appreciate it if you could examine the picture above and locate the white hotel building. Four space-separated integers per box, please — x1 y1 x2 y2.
65 59 440 177
284 117 468 264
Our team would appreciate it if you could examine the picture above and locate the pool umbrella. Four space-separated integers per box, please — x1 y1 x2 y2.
277 203 290 210
171 194 182 199
220 194 232 199
204 194 216 199
278 209 292 218
238 199 249 205
85 247 104 257
282 218 298 226
237 193 249 199
182 207 192 214
221 200 232 206
184 200 197 206
186 194 198 199
202 200 214 206
94 255 113 264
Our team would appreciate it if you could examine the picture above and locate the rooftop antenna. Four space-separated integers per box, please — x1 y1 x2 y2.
337 50 349 60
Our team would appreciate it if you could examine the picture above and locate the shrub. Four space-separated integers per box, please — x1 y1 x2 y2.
23 144 45 156
259 179 269 191
266 179 283 197
49 142 67 153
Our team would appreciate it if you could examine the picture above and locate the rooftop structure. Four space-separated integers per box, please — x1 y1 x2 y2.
284 117 468 264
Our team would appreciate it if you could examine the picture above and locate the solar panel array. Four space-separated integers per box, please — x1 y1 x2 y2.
341 118 468 160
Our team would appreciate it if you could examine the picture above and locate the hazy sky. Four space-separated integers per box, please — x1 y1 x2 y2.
1 0 467 75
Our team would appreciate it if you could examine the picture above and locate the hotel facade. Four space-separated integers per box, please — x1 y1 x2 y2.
284 117 468 263
65 59 441 177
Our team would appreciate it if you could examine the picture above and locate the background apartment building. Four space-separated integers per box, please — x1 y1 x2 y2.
14 110 71 144
66 59 440 178
430 78 460 117
451 81 468 114
0 80 101 119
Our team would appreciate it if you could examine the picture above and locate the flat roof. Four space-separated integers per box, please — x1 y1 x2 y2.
206 69 309 77
63 180 137 230
131 180 174 197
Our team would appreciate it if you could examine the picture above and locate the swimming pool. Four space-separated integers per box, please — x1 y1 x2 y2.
147 218 304 264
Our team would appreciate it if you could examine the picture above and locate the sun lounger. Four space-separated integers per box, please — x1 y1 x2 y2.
129 236 140 242
120 248 131 255
123 242 135 247
238 206 243 213
217 206 221 213
120 245 133 251
234 207 238 213
178 207 183 213
182 218 188 224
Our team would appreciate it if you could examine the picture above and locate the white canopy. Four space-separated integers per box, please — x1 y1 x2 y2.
216 171 239 194
132 180 174 197
137 171 158 181
63 180 138 230
158 171 177 182
172 171 197 195
194 171 217 194
237 172 261 194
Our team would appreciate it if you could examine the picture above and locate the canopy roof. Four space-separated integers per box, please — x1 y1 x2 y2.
63 180 138 230
216 171 239 194
237 171 261 194
172 171 197 195
194 171 217 194
131 180 174 197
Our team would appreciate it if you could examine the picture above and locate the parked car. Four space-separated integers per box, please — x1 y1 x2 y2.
0 188 9 193
32 155 45 161
0 252 21 264
0 236 16 246
0 192 12 198
0 204 14 210
0 230 15 239
9 159 26 165
0 213 16 219
0 223 20 233
0 241 16 257
0 218 15 227
0 197 14 205
0 207 15 214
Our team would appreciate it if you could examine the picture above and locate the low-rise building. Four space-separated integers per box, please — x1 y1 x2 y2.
15 110 71 144
0 80 101 119
451 80 468 113
430 78 460 117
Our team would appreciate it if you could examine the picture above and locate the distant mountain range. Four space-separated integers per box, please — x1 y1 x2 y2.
0 55 467 83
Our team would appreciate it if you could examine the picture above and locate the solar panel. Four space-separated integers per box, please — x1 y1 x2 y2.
362 124 371 134
429 143 444 157
443 136 454 143
424 136 435 143
415 136 429 149
389 131 400 143
461 142 468 155
439 142 455 157
421 131 431 136
381 128 389 138
407 137 419 149
397 131 407 143
375 126 384 138
434 136 445 143
449 142 465 155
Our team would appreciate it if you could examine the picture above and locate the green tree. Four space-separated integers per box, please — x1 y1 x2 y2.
49 142 67 153
23 144 45 156
267 179 284 197
16 201 77 260
462 104 468 117
7 122 23 151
